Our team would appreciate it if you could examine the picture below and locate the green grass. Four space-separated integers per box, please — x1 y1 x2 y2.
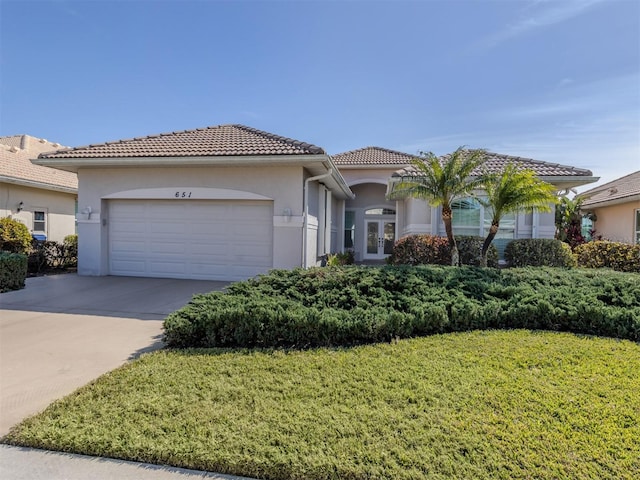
4 330 639 479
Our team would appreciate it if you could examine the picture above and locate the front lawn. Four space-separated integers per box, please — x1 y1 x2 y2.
4 330 639 479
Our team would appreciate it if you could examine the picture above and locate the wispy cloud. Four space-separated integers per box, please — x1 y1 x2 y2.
479 0 606 49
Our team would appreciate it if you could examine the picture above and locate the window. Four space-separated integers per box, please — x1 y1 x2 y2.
365 208 396 216
451 197 516 239
635 210 640 245
344 211 355 249
451 198 481 236
484 208 515 239
33 211 46 232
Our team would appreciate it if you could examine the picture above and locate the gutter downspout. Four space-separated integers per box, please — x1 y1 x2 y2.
302 168 333 268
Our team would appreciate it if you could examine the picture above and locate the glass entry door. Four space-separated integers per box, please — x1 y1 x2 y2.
365 220 395 259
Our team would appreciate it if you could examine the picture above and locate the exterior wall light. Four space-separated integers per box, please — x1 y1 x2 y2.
17 201 23 212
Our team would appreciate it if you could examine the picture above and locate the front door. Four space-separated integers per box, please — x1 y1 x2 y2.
365 220 395 259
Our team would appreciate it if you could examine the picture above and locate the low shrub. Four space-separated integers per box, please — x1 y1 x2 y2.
326 250 354 266
0 252 28 292
28 239 78 274
505 238 576 267
389 235 498 267
457 235 499 267
63 235 78 267
164 266 640 349
575 241 640 273
0 217 32 254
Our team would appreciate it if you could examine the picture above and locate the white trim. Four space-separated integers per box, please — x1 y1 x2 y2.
103 187 272 201
347 178 389 187
0 175 77 194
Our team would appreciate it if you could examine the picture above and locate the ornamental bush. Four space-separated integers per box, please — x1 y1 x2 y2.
0 217 32 254
505 238 576 268
575 241 640 273
389 235 498 267
0 252 28 292
164 265 640 349
28 239 78 274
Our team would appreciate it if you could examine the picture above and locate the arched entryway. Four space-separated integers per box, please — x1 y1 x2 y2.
344 183 397 262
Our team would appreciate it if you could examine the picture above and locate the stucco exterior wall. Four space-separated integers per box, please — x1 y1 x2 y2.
0 183 76 242
77 166 306 276
590 200 640 243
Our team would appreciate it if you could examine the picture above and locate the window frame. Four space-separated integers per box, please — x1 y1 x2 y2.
33 210 46 233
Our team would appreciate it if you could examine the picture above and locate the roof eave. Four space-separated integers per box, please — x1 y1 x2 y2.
33 154 332 173
0 175 78 194
580 194 640 210
335 164 412 169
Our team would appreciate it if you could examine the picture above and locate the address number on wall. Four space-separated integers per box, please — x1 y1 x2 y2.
175 191 192 198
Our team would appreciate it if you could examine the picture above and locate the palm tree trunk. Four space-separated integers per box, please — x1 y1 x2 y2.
442 206 459 266
481 222 499 267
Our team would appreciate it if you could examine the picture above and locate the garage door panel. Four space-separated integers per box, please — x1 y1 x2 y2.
109 200 273 281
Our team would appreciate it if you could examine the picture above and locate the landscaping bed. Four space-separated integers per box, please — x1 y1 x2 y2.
165 266 640 348
3 330 639 479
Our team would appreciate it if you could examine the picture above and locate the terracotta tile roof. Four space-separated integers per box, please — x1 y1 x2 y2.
579 170 640 207
332 146 415 166
392 150 593 178
39 124 325 159
0 135 78 191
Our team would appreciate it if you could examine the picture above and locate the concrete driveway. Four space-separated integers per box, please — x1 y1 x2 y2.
0 274 228 436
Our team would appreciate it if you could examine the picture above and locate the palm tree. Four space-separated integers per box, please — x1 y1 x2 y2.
390 147 487 265
479 164 557 267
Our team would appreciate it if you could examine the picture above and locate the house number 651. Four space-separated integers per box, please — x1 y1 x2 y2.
175 191 192 198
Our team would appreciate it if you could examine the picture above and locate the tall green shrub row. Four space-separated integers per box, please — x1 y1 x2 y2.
575 241 640 273
389 235 498 267
0 252 28 292
164 266 640 348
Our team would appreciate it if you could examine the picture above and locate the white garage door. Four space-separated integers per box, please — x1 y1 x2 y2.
109 200 273 281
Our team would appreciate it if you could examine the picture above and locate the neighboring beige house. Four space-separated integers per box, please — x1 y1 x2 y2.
34 124 598 280
0 135 78 242
578 170 640 244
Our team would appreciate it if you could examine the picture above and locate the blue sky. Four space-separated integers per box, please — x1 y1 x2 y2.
1 0 638 190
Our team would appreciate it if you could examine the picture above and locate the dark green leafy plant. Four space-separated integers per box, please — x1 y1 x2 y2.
505 239 576 268
0 252 28 292
164 266 640 349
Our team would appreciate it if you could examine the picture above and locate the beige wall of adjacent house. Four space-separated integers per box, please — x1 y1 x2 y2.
590 201 640 244
76 165 315 276
0 183 76 242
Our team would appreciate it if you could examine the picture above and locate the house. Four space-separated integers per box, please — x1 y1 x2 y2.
339 148 598 260
0 135 78 242
388 152 598 256
34 124 598 280
578 170 640 244
332 146 414 261
35 125 352 281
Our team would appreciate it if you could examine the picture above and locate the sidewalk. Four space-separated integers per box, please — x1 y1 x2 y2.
0 445 253 480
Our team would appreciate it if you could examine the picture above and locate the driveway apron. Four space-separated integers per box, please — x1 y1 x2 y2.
0 274 228 436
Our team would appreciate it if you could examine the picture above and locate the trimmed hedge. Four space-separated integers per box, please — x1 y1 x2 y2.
505 238 576 267
0 252 28 292
0 217 32 254
575 241 640 273
389 235 498 267
164 266 640 348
